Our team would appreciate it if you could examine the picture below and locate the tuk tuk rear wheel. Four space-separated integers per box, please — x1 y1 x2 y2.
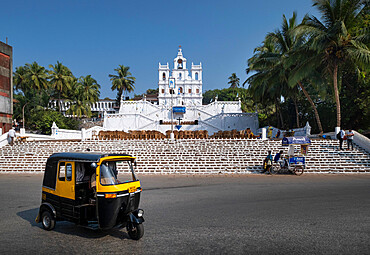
127 222 144 240
41 210 55 231
294 166 304 176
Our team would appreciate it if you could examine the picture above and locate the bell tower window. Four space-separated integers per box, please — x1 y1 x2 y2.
195 72 198 80
162 73 166 80
177 59 183 69
178 73 182 80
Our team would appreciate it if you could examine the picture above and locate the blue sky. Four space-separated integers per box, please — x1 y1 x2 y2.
1 0 319 99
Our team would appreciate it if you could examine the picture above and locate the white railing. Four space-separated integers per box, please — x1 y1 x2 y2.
353 131 370 153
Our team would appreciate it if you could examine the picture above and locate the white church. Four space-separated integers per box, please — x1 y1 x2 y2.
104 47 258 135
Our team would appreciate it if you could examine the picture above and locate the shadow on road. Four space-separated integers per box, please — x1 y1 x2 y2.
17 208 131 240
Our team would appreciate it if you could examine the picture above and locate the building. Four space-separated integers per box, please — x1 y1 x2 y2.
49 98 120 117
104 47 258 135
0 41 13 133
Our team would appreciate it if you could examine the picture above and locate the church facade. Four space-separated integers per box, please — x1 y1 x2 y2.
103 47 258 135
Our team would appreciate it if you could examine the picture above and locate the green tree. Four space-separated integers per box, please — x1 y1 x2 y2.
65 79 93 119
29 109 79 135
77 75 101 103
25 62 49 91
228 73 240 88
109 65 135 103
246 12 325 132
298 0 370 127
48 61 74 112
13 65 29 93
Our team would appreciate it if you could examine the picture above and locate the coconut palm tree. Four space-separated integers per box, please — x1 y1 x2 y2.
25 62 49 91
67 98 92 119
77 75 100 104
246 12 325 132
228 73 240 88
109 65 135 103
48 61 74 112
297 0 370 127
13 65 29 92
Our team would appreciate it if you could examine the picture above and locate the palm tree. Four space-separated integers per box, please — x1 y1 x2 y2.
25 62 49 91
228 73 240 88
298 0 370 127
247 12 325 132
48 61 74 112
67 99 92 119
77 75 101 104
13 65 29 92
109 65 135 103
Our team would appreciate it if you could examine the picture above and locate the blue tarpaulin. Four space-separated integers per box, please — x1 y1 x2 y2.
282 136 311 146
173 107 186 113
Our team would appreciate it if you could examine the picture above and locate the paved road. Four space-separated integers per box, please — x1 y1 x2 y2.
0 174 369 254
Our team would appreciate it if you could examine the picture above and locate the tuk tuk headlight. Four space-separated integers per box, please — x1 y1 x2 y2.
137 209 144 217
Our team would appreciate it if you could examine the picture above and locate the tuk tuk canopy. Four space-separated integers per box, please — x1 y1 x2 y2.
282 136 311 146
43 152 134 190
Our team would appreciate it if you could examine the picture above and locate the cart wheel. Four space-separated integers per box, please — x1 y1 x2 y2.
41 210 55 231
294 166 304 176
127 222 144 240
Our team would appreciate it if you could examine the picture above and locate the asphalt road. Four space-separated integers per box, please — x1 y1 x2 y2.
0 174 369 254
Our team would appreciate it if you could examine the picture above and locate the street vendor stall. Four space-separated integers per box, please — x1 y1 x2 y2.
270 136 311 175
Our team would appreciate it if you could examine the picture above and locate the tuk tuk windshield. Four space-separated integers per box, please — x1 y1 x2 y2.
100 160 136 186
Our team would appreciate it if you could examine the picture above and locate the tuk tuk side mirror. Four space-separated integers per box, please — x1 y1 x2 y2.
91 163 97 169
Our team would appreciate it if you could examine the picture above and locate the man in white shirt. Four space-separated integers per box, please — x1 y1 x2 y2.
338 129 345 150
7 128 16 146
346 129 354 150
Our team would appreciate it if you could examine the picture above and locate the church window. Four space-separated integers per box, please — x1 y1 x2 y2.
179 87 183 93
188 89 192 94
196 89 199 93
195 72 198 80
162 73 166 80
178 73 182 80
161 89 164 94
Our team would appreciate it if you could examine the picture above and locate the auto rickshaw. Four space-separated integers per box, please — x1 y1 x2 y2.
35 152 145 240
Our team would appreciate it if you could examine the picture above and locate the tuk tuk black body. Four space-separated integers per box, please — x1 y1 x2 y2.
36 152 144 239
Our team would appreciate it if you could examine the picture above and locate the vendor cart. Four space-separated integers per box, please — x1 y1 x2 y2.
270 136 311 175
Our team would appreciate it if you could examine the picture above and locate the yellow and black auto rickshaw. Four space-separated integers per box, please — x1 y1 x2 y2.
35 152 145 240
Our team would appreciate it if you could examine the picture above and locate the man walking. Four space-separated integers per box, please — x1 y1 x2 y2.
347 129 354 150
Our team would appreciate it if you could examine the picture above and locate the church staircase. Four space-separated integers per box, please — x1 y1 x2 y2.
0 139 369 174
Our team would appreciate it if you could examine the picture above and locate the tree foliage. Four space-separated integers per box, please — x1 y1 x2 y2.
244 0 370 133
13 61 101 134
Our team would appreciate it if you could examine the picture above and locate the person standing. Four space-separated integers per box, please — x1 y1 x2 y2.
267 126 273 139
338 129 345 150
347 129 354 150
262 151 273 173
7 128 16 146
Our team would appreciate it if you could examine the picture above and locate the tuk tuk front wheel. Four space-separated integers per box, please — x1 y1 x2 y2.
41 210 55 231
127 222 144 240
294 166 304 176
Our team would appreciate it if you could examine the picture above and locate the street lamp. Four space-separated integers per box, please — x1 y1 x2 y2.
22 102 29 129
